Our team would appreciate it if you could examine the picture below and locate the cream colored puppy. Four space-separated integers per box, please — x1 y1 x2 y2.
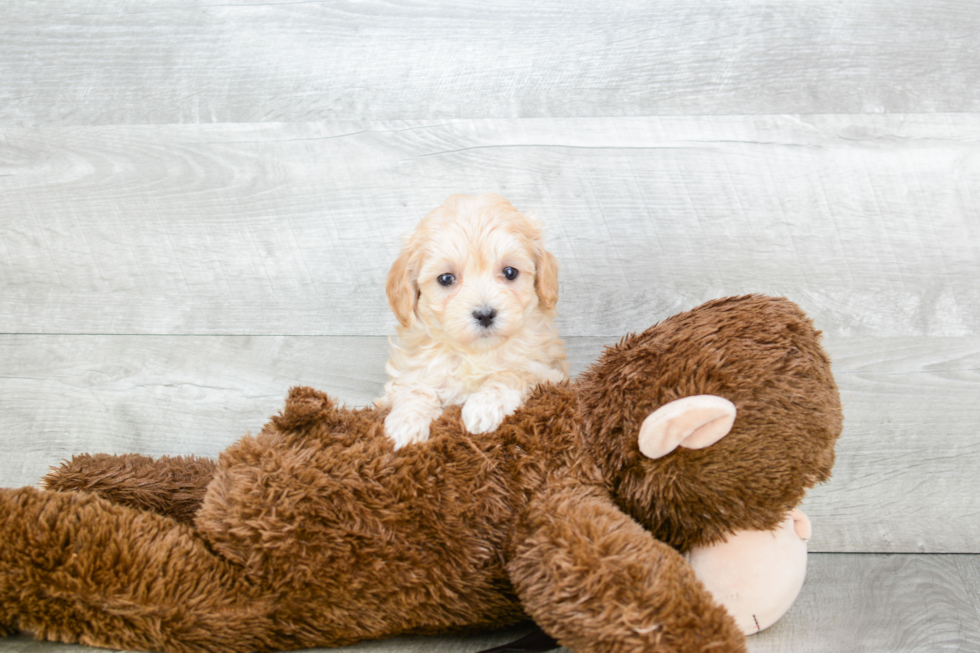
377 194 569 449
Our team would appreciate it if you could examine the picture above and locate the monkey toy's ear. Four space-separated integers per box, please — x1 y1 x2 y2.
638 395 737 460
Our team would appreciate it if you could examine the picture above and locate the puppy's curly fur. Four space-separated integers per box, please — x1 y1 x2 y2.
377 194 569 448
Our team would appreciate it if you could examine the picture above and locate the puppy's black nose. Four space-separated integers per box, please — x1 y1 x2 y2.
473 307 497 328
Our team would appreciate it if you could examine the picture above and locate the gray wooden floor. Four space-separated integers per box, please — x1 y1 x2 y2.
2 1 979 651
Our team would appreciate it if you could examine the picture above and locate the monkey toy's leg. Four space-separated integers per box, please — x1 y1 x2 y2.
43 453 217 525
0 486 274 653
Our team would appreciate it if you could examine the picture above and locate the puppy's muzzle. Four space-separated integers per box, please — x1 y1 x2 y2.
472 307 497 328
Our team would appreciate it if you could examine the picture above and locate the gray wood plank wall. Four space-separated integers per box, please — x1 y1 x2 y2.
2 1 978 651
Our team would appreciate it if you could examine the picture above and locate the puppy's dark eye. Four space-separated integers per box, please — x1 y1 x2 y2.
502 267 519 281
437 273 455 287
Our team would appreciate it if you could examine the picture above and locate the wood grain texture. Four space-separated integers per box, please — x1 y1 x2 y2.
748 554 980 653
954 555 980 623
2 115 978 337
802 336 980 553
2 555 978 652
0 335 389 489
2 333 977 553
2 0 979 125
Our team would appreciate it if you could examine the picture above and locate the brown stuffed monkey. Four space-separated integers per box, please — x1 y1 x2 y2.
0 294 842 653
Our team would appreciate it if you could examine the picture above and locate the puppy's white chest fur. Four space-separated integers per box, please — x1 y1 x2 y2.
388 322 568 406
379 332 568 449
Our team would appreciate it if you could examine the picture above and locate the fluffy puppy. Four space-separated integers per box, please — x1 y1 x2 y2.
377 194 569 449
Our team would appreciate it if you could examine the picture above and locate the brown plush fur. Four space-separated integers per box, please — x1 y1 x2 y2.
45 453 217 525
0 296 842 653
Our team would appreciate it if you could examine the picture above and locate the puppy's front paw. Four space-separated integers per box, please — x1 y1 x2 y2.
462 386 525 434
384 403 442 450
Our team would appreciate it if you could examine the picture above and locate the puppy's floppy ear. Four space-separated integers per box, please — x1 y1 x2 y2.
386 245 419 327
534 246 559 310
